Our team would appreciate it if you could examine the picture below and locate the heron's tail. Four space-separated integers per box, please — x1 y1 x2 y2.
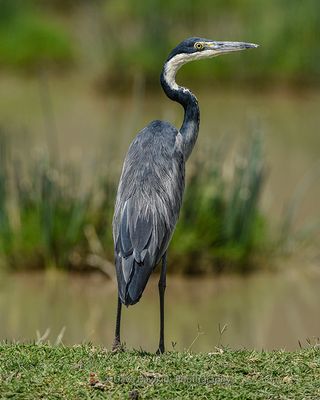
115 254 154 306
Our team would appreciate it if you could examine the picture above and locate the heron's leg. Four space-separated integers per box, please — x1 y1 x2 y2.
112 296 122 351
157 252 167 354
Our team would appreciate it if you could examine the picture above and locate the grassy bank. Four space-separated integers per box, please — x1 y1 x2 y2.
0 344 319 399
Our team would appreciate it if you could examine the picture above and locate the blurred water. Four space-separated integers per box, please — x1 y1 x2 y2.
0 268 319 351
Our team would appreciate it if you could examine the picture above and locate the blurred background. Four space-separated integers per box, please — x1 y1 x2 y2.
0 0 319 351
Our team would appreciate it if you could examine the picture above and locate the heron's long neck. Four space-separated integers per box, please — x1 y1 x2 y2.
160 60 200 160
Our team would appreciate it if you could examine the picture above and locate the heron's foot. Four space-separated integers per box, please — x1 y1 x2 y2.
156 344 165 355
112 337 123 352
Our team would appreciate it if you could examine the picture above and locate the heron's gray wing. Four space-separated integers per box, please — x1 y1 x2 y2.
113 121 185 305
114 195 171 305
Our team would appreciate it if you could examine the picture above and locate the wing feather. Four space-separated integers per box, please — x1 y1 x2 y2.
113 121 185 305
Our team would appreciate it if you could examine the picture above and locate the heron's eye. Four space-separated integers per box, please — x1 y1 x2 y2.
194 42 204 51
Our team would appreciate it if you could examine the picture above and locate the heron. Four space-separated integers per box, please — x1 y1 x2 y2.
112 37 258 353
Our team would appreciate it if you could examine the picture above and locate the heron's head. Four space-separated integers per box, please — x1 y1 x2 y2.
167 37 258 64
163 37 258 88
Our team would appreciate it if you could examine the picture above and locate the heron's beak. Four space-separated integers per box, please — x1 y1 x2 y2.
206 41 259 54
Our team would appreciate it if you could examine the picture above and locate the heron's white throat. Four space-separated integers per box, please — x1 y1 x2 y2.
163 50 216 91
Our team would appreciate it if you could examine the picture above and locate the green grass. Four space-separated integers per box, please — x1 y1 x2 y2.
0 344 319 399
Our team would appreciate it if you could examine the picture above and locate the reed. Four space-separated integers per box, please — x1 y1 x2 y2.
171 132 267 273
0 128 268 273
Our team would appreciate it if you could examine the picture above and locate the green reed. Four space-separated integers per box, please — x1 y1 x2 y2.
171 132 267 273
0 128 268 273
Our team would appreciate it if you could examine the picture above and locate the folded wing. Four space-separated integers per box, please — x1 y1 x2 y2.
113 121 185 305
